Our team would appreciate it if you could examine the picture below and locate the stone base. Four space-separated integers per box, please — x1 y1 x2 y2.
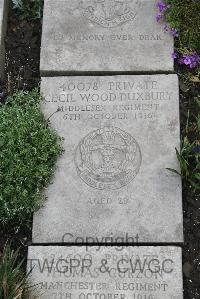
27 246 183 299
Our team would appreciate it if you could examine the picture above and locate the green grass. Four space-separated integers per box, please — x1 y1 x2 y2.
0 89 63 232
168 97 200 195
160 0 200 81
165 0 200 52
0 244 28 299
159 1 200 195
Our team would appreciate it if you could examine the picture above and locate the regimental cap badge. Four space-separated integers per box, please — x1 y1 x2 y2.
80 0 141 28
75 126 142 190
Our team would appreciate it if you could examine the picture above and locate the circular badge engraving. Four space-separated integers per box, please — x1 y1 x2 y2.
75 127 142 190
79 0 141 28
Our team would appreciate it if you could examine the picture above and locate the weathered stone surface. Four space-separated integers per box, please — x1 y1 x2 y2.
0 0 8 79
40 0 173 74
33 74 183 244
27 246 183 299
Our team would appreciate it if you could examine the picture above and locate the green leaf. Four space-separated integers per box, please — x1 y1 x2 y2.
166 168 181 176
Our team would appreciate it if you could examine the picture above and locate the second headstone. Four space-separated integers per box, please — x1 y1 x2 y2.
33 74 183 244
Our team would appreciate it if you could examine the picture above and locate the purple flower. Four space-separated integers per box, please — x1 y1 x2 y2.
183 56 192 65
156 13 163 22
190 54 200 66
178 57 184 64
189 61 198 69
171 51 177 59
179 53 200 69
171 28 179 38
163 24 169 32
156 1 170 13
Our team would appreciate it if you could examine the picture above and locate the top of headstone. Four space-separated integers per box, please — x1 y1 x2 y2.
40 0 174 74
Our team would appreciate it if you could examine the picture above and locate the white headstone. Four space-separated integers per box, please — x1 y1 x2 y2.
27 246 183 299
40 0 174 74
32 74 183 244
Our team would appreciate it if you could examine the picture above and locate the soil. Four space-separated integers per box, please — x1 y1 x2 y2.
4 7 41 94
179 82 200 298
0 5 199 299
